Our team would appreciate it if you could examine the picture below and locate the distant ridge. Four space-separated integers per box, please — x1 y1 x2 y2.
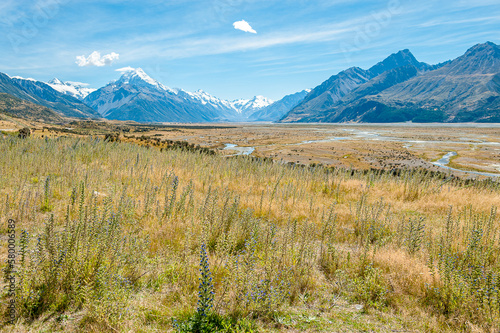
2 41 498 124
47 78 96 101
248 90 310 121
0 72 99 119
280 42 500 123
83 67 276 123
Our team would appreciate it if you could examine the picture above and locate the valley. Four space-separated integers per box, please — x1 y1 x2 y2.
150 123 500 177
3 110 499 178
1 122 500 332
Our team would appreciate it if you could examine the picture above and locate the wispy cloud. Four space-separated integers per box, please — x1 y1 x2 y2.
454 0 500 8
75 51 119 67
115 66 135 72
119 8 424 62
416 15 500 28
123 21 359 61
137 29 346 60
233 20 257 34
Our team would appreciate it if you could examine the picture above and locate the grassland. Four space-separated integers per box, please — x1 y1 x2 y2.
0 124 500 332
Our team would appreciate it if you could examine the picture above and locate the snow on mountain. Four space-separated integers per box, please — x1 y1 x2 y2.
84 68 226 122
181 90 273 115
10 76 37 82
114 67 178 94
181 89 235 110
0 73 100 118
231 95 273 115
85 67 273 122
47 78 96 100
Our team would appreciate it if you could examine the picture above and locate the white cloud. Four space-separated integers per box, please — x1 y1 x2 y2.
65 81 91 87
233 20 257 34
115 66 135 72
75 51 119 67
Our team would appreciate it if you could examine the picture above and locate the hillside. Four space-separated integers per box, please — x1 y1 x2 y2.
0 73 99 119
280 42 500 123
248 89 310 121
84 68 274 123
281 49 433 122
0 92 64 123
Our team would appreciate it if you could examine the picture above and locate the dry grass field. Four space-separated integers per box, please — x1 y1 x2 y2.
5 116 500 176
1 119 500 332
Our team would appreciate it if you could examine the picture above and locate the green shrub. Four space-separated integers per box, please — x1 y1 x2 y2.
8 182 147 322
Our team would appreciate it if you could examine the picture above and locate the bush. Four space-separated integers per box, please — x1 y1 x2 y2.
7 182 147 323
18 127 31 139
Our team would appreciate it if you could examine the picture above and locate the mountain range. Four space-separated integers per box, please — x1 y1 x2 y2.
0 73 99 119
0 41 499 124
248 89 311 122
83 68 276 122
47 78 96 101
280 42 500 123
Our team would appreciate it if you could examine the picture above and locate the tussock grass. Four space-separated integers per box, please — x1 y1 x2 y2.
0 135 499 332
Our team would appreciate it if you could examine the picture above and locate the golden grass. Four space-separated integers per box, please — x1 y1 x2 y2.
0 134 499 332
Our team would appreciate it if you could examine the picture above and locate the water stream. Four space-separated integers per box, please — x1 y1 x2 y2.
223 143 255 156
431 151 500 178
222 127 500 178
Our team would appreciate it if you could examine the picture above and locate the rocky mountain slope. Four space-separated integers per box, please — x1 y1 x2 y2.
280 42 500 123
248 90 310 121
281 49 432 122
0 73 99 118
84 68 274 123
0 92 64 123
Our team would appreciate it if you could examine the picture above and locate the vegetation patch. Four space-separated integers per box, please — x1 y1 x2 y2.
0 135 499 332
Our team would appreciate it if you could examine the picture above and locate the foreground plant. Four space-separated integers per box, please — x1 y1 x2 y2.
3 181 147 327
174 243 255 333
1 136 499 332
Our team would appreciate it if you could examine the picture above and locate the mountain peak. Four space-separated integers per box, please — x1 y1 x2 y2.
467 41 498 50
46 77 96 100
445 41 500 74
118 67 156 85
115 67 176 93
397 49 412 55
252 95 272 102
368 49 424 77
464 41 499 58
250 95 273 107
48 78 63 85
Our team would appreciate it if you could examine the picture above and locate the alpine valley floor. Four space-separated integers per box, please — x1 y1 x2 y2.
1 119 500 332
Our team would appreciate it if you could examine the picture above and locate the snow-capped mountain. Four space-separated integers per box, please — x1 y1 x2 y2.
84 67 272 122
179 89 238 118
115 67 177 93
231 96 273 115
183 91 273 118
0 73 100 118
83 68 186 120
47 78 96 100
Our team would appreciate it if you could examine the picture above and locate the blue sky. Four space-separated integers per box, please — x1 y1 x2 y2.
0 0 499 101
